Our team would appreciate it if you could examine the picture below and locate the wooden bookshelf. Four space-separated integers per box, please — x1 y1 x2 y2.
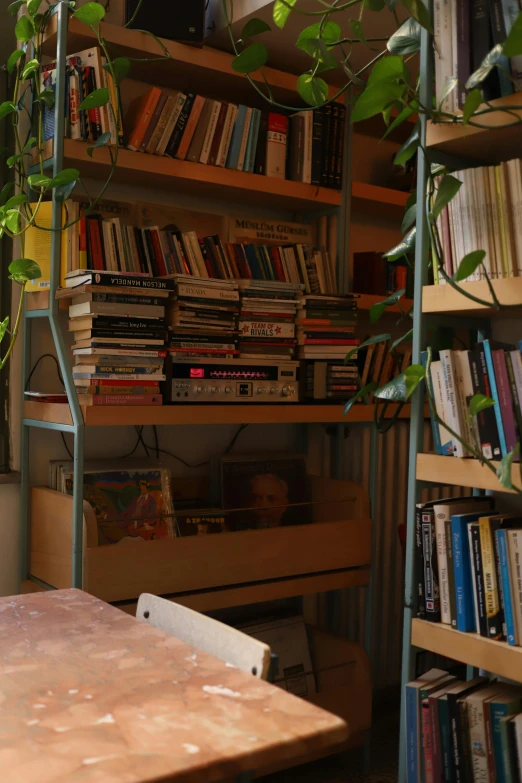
426 92 522 162
416 452 522 493
42 17 345 109
423 278 522 316
24 401 418 428
412 619 522 683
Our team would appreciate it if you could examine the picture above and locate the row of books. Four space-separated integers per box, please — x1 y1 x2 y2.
48 200 336 294
296 295 358 362
416 496 522 648
406 667 522 783
426 343 522 461
357 340 412 400
435 160 522 283
353 251 412 298
41 47 121 145
127 84 345 188
434 0 522 113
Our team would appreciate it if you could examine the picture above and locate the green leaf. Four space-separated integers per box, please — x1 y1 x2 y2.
231 42 268 74
39 88 55 109
430 162 448 177
5 194 27 210
21 57 39 80
367 56 405 86
0 183 14 206
23 135 36 153
6 153 23 168
79 87 109 110
73 0 105 24
496 446 519 490
9 257 41 283
273 0 297 28
370 288 406 324
240 17 271 39
468 393 496 418
402 204 417 233
439 76 458 107
344 382 378 415
4 209 20 234
462 88 482 124
466 44 504 89
365 0 386 10
345 333 391 363
15 15 34 42
430 174 462 222
0 317 9 343
503 10 522 56
405 188 417 211
394 123 420 166
6 49 25 75
103 56 131 84
297 73 328 106
401 0 432 32
296 22 340 69
349 19 367 45
452 250 486 282
0 102 16 121
27 0 42 15
352 82 406 123
391 328 413 351
49 168 80 189
387 17 422 54
384 227 416 261
87 130 111 157
382 101 418 140
8 0 25 15
27 173 51 189
374 363 425 402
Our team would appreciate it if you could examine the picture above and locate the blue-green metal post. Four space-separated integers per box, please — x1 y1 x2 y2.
19 293 31 586
398 21 433 783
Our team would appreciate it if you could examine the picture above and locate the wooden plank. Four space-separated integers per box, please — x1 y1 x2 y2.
115 568 371 615
416 453 521 493
25 291 50 311
24 401 74 426
426 92 522 162
21 579 47 594
423 278 522 316
352 182 410 208
412 619 522 683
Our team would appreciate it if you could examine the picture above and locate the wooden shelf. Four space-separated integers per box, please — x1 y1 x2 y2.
412 619 522 682
351 182 409 215
426 92 522 162
24 400 416 427
416 452 522 493
42 17 342 109
423 278 522 316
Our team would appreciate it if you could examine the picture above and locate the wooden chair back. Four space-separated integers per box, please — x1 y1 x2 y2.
136 593 272 679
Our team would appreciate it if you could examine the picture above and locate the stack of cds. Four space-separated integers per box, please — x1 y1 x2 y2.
61 270 169 407
167 276 240 360
237 280 304 360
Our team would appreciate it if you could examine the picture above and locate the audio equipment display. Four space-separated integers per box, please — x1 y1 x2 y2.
166 358 299 403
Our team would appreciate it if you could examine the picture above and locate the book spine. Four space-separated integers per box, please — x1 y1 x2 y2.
470 346 502 460
288 115 304 182
165 92 196 158
175 94 205 160
70 274 173 291
468 699 489 783
416 506 426 619
470 524 488 636
493 349 518 456
265 113 288 179
140 91 166 152
86 218 105 271
456 0 471 107
217 104 238 167
422 351 443 455
176 283 239 302
199 101 222 165
311 109 324 186
439 350 465 457
488 0 514 95
430 361 455 456
422 700 434 783
430 696 442 783
422 509 441 622
236 107 253 171
496 529 517 644
225 104 245 169
492 522 507 641
490 703 510 779
435 509 452 625
334 105 345 189
80 293 164 306
405 685 419 783
438 699 453 783
320 105 332 187
253 110 269 175
327 105 339 187
81 394 162 405
500 712 517 782
445 516 458 628
452 518 476 632
127 87 160 150
507 530 522 642
505 351 522 444
244 109 261 173
479 516 503 640
483 340 508 457
449 698 463 782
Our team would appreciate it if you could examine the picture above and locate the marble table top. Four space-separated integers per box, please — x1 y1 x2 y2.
0 589 348 782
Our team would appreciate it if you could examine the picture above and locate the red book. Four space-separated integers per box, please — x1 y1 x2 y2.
169 348 240 356
269 247 287 282
79 216 87 267
232 244 253 279
208 103 228 166
421 699 434 783
77 394 163 406
86 215 105 271
428 694 442 783
303 338 359 345
149 229 168 277
395 266 407 290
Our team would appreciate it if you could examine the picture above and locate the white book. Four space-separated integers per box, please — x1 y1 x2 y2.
453 350 476 453
507 160 522 276
73 347 163 357
507 530 522 643
180 233 200 277
439 350 465 457
499 161 517 276
467 685 506 781
125 225 140 274
239 321 295 339
156 92 187 157
487 166 503 278
430 360 455 455
435 0 454 112
68 69 82 140
101 222 116 271
479 166 496 279
199 100 222 165
188 231 209 278
217 104 238 167
236 107 253 171
450 0 458 113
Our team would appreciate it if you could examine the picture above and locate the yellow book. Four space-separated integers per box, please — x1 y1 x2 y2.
478 514 502 641
24 202 68 292
494 166 510 278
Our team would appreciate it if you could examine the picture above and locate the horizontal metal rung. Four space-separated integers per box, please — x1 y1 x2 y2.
25 309 50 319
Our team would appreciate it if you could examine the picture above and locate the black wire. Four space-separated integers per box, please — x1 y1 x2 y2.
153 425 160 459
25 354 64 391
61 433 73 459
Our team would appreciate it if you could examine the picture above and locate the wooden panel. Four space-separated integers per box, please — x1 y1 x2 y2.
309 475 370 520
115 569 371 615
412 619 522 683
86 517 372 602
24 401 74 426
423 278 522 316
352 182 409 212
417 452 521 493
26 291 50 311
426 92 522 162
21 579 47 594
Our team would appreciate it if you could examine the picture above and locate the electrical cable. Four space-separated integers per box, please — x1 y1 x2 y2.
25 354 64 391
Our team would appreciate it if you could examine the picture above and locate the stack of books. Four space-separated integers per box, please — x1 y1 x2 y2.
61 270 170 406
435 161 522 283
295 295 359 361
406 667 522 783
167 277 240 360
125 86 344 189
434 0 522 112
237 280 304 360
425 342 522 461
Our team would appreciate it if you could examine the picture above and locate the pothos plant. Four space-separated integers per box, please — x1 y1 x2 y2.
225 0 522 492
1 0 168 370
